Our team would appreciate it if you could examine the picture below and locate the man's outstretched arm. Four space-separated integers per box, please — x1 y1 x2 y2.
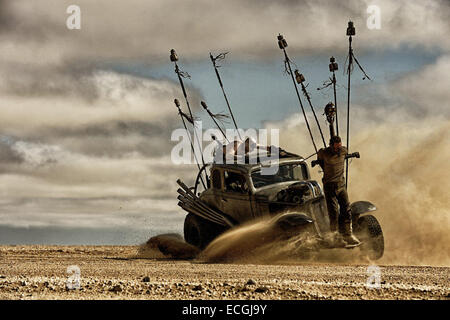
311 149 324 169
345 151 360 159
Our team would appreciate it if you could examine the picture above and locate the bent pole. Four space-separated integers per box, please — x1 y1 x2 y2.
174 99 206 189
295 70 327 148
200 101 231 144
345 38 352 188
170 49 208 182
345 21 355 189
209 52 242 140
277 34 318 153
344 21 371 189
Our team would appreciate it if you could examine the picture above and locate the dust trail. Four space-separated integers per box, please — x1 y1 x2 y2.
142 222 368 264
136 233 199 259
199 217 369 264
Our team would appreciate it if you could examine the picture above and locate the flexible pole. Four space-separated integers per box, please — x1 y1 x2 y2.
299 81 327 148
172 60 208 184
345 36 352 188
210 53 242 140
174 99 206 189
283 49 318 153
201 101 231 144
174 63 205 165
332 70 339 136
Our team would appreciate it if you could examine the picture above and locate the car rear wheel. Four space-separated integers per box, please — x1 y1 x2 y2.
356 214 384 260
184 213 226 249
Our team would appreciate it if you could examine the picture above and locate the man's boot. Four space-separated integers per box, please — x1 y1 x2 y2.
329 220 347 247
342 220 361 246
332 232 347 248
330 220 338 233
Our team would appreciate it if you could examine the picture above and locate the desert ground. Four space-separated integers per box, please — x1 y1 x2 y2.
0 245 448 300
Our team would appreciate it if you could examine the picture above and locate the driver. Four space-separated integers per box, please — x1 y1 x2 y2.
315 135 361 247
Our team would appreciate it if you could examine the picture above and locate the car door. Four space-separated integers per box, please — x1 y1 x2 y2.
207 168 224 211
220 170 253 223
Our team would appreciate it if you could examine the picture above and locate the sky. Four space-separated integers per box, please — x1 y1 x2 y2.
0 0 449 253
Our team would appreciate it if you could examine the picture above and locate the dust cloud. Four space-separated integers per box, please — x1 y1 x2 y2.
145 117 449 267
200 117 450 266
348 119 450 266
276 113 450 266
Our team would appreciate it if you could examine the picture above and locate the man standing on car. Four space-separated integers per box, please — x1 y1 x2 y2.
314 135 361 246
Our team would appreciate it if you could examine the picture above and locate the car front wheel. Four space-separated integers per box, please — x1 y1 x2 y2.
356 214 384 260
184 213 225 249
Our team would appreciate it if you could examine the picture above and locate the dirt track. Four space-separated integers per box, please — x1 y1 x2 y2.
0 245 448 300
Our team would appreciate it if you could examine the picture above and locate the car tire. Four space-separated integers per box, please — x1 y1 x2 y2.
356 214 384 260
184 213 226 249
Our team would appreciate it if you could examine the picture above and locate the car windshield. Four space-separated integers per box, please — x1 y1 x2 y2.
251 163 307 189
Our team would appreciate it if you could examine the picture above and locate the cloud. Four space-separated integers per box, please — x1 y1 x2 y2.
0 59 202 233
393 54 450 116
1 0 449 66
0 138 197 230
0 71 183 131
0 68 203 161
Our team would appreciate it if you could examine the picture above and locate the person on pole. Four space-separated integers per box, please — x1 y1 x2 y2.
312 135 361 247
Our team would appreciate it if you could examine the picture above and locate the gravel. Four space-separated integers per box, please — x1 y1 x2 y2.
0 245 448 300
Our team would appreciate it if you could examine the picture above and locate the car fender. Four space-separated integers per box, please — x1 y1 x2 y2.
274 212 314 231
351 201 377 215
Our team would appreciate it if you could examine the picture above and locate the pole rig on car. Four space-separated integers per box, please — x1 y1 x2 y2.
200 101 231 144
317 56 340 139
174 99 206 189
293 69 327 148
277 34 318 153
210 52 242 141
344 21 371 188
170 49 209 184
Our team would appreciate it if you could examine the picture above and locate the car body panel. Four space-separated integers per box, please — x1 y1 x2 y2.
198 157 328 232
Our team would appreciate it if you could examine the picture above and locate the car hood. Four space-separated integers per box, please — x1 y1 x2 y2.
253 181 300 201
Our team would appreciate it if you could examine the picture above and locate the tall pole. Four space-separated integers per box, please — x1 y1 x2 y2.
294 69 327 148
277 34 318 153
345 21 355 189
170 49 208 181
210 52 242 140
174 99 206 189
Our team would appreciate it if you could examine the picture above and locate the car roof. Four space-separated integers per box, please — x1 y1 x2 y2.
211 156 306 174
